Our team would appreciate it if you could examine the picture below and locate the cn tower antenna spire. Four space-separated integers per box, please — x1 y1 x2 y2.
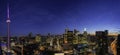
7 3 10 19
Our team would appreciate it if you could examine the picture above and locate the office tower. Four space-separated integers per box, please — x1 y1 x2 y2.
35 34 41 43
46 33 52 46
83 28 87 37
74 29 78 35
63 28 69 43
73 29 79 44
117 34 120 55
82 28 88 44
67 31 74 44
96 30 108 55
65 26 69 34
63 28 74 44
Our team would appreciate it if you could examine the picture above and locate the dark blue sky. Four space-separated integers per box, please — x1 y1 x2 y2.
0 0 120 36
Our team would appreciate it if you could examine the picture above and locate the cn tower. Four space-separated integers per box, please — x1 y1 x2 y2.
6 3 11 52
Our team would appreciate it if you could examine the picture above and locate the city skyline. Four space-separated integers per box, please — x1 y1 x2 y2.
1 0 120 36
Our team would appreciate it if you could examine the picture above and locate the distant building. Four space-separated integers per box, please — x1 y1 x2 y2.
46 34 52 46
74 29 79 35
73 29 79 44
63 28 69 42
19 36 26 44
63 28 74 44
28 32 33 38
82 28 88 44
96 30 108 55
35 34 41 43
83 28 87 38
67 31 74 44
77 28 88 44
88 35 97 42
62 41 73 51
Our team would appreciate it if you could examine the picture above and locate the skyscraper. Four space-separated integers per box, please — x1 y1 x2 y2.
96 30 108 55
35 34 41 43
117 34 120 55
82 28 88 44
0 38 2 55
